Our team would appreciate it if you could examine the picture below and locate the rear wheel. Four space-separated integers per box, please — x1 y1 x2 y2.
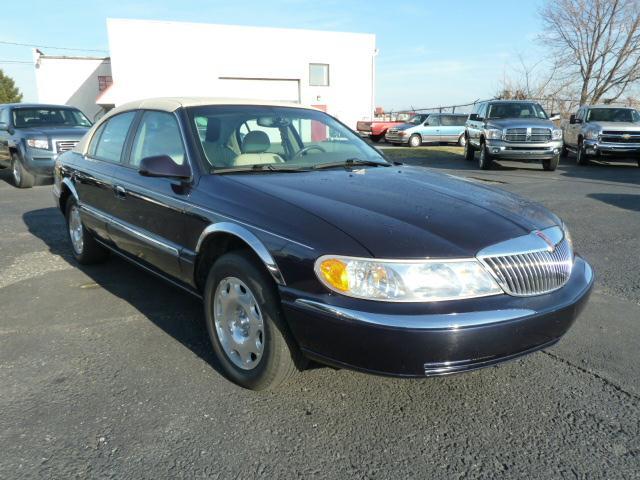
478 141 492 170
65 198 109 264
408 134 422 148
464 138 475 161
543 154 560 171
370 134 384 143
11 152 34 189
457 134 466 147
204 251 298 390
576 139 589 166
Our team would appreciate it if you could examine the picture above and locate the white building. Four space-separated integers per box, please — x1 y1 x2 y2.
33 51 112 121
34 19 377 129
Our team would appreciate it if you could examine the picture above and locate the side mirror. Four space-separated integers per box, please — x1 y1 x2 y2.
139 155 191 179
0 122 8 132
468 113 479 121
569 115 581 125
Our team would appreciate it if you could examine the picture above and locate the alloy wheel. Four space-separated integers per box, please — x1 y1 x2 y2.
213 276 265 370
68 205 84 255
12 158 21 185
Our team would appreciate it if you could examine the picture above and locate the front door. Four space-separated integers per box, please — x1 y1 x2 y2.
420 115 440 143
109 110 189 281
0 108 11 166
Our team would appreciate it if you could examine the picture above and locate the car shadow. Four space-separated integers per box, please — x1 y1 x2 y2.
587 193 640 212
22 207 228 378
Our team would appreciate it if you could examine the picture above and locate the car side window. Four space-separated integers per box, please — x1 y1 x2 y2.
90 112 136 163
427 115 440 126
0 108 9 125
130 111 186 167
477 104 487 120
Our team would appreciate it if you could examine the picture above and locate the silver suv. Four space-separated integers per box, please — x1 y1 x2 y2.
562 105 640 167
464 100 563 171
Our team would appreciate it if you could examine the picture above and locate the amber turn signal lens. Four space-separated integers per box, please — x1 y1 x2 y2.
318 258 349 291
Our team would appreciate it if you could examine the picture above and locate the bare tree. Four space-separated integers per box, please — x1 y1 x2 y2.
540 0 640 105
496 55 570 100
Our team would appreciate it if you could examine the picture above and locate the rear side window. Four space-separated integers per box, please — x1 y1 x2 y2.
441 115 466 126
89 111 136 163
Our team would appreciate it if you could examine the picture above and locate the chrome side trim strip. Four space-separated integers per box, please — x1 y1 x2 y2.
80 204 180 257
293 299 535 330
196 222 286 286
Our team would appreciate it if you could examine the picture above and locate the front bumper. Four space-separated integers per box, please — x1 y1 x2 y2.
281 256 593 377
385 131 408 144
486 139 563 160
584 139 640 157
21 146 57 176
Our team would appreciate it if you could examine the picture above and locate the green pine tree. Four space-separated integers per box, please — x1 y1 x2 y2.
0 69 23 104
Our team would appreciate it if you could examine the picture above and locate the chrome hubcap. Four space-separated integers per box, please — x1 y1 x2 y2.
12 159 21 184
68 205 84 254
459 136 466 147
213 277 264 370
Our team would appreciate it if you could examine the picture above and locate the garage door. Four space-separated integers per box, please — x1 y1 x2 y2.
218 78 300 103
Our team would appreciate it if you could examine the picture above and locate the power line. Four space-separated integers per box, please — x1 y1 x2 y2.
0 60 33 64
0 40 108 53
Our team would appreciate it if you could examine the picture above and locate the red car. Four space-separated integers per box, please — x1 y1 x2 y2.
356 112 414 142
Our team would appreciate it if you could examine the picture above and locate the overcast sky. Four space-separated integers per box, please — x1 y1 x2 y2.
0 0 546 110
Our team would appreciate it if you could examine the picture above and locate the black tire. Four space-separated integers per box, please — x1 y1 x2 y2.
408 134 422 148
65 198 109 264
370 134 384 143
543 154 560 171
463 138 475 161
478 141 492 170
560 144 569 157
204 251 298 390
11 152 35 188
576 139 589 166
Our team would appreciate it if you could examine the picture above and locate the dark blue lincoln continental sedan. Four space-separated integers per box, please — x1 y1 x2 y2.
53 98 594 390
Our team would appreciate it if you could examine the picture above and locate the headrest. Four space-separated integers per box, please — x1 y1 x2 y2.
242 130 270 153
205 118 221 142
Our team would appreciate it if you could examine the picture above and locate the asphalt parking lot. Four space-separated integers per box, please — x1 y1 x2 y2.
1 151 639 479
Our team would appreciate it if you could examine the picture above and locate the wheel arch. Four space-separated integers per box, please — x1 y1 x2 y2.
194 222 286 291
58 178 79 214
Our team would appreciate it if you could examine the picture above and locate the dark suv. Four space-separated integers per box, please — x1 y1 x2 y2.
0 103 92 188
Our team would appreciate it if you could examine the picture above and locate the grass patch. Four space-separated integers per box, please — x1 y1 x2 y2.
382 145 464 161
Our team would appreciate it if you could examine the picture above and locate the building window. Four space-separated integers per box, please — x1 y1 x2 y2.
309 64 329 86
98 75 113 92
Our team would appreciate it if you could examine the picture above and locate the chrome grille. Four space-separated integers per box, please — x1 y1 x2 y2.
503 127 552 143
480 238 573 296
600 130 640 144
56 140 79 153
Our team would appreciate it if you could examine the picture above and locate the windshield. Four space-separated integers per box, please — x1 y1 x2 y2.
487 102 548 120
406 114 429 125
587 108 640 123
188 105 389 172
13 108 92 129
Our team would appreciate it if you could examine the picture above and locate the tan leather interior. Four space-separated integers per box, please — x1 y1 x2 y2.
234 130 283 165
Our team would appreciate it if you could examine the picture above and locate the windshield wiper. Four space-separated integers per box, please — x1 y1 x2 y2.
311 158 390 170
213 164 310 174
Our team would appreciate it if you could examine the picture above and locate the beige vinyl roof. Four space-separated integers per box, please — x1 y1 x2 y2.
111 97 311 114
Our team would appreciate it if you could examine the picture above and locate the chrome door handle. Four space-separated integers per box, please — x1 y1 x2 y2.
114 185 126 198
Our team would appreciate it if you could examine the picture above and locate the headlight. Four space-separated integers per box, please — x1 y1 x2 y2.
26 138 50 150
485 129 503 140
315 255 503 302
552 129 563 140
585 130 599 140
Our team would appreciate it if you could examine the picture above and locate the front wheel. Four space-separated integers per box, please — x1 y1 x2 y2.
478 142 493 170
204 251 298 390
464 139 475 161
65 198 109 264
576 140 590 166
408 134 422 148
11 152 34 188
543 155 560 171
457 134 466 147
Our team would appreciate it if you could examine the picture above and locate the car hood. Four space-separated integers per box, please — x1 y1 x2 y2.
392 123 419 131
588 121 640 131
20 126 90 138
224 166 560 258
487 118 555 129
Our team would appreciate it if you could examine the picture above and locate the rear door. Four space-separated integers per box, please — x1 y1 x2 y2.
76 111 138 242
108 109 190 281
438 115 466 143
420 115 440 142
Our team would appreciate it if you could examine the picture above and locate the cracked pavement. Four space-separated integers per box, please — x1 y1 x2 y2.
0 154 639 479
